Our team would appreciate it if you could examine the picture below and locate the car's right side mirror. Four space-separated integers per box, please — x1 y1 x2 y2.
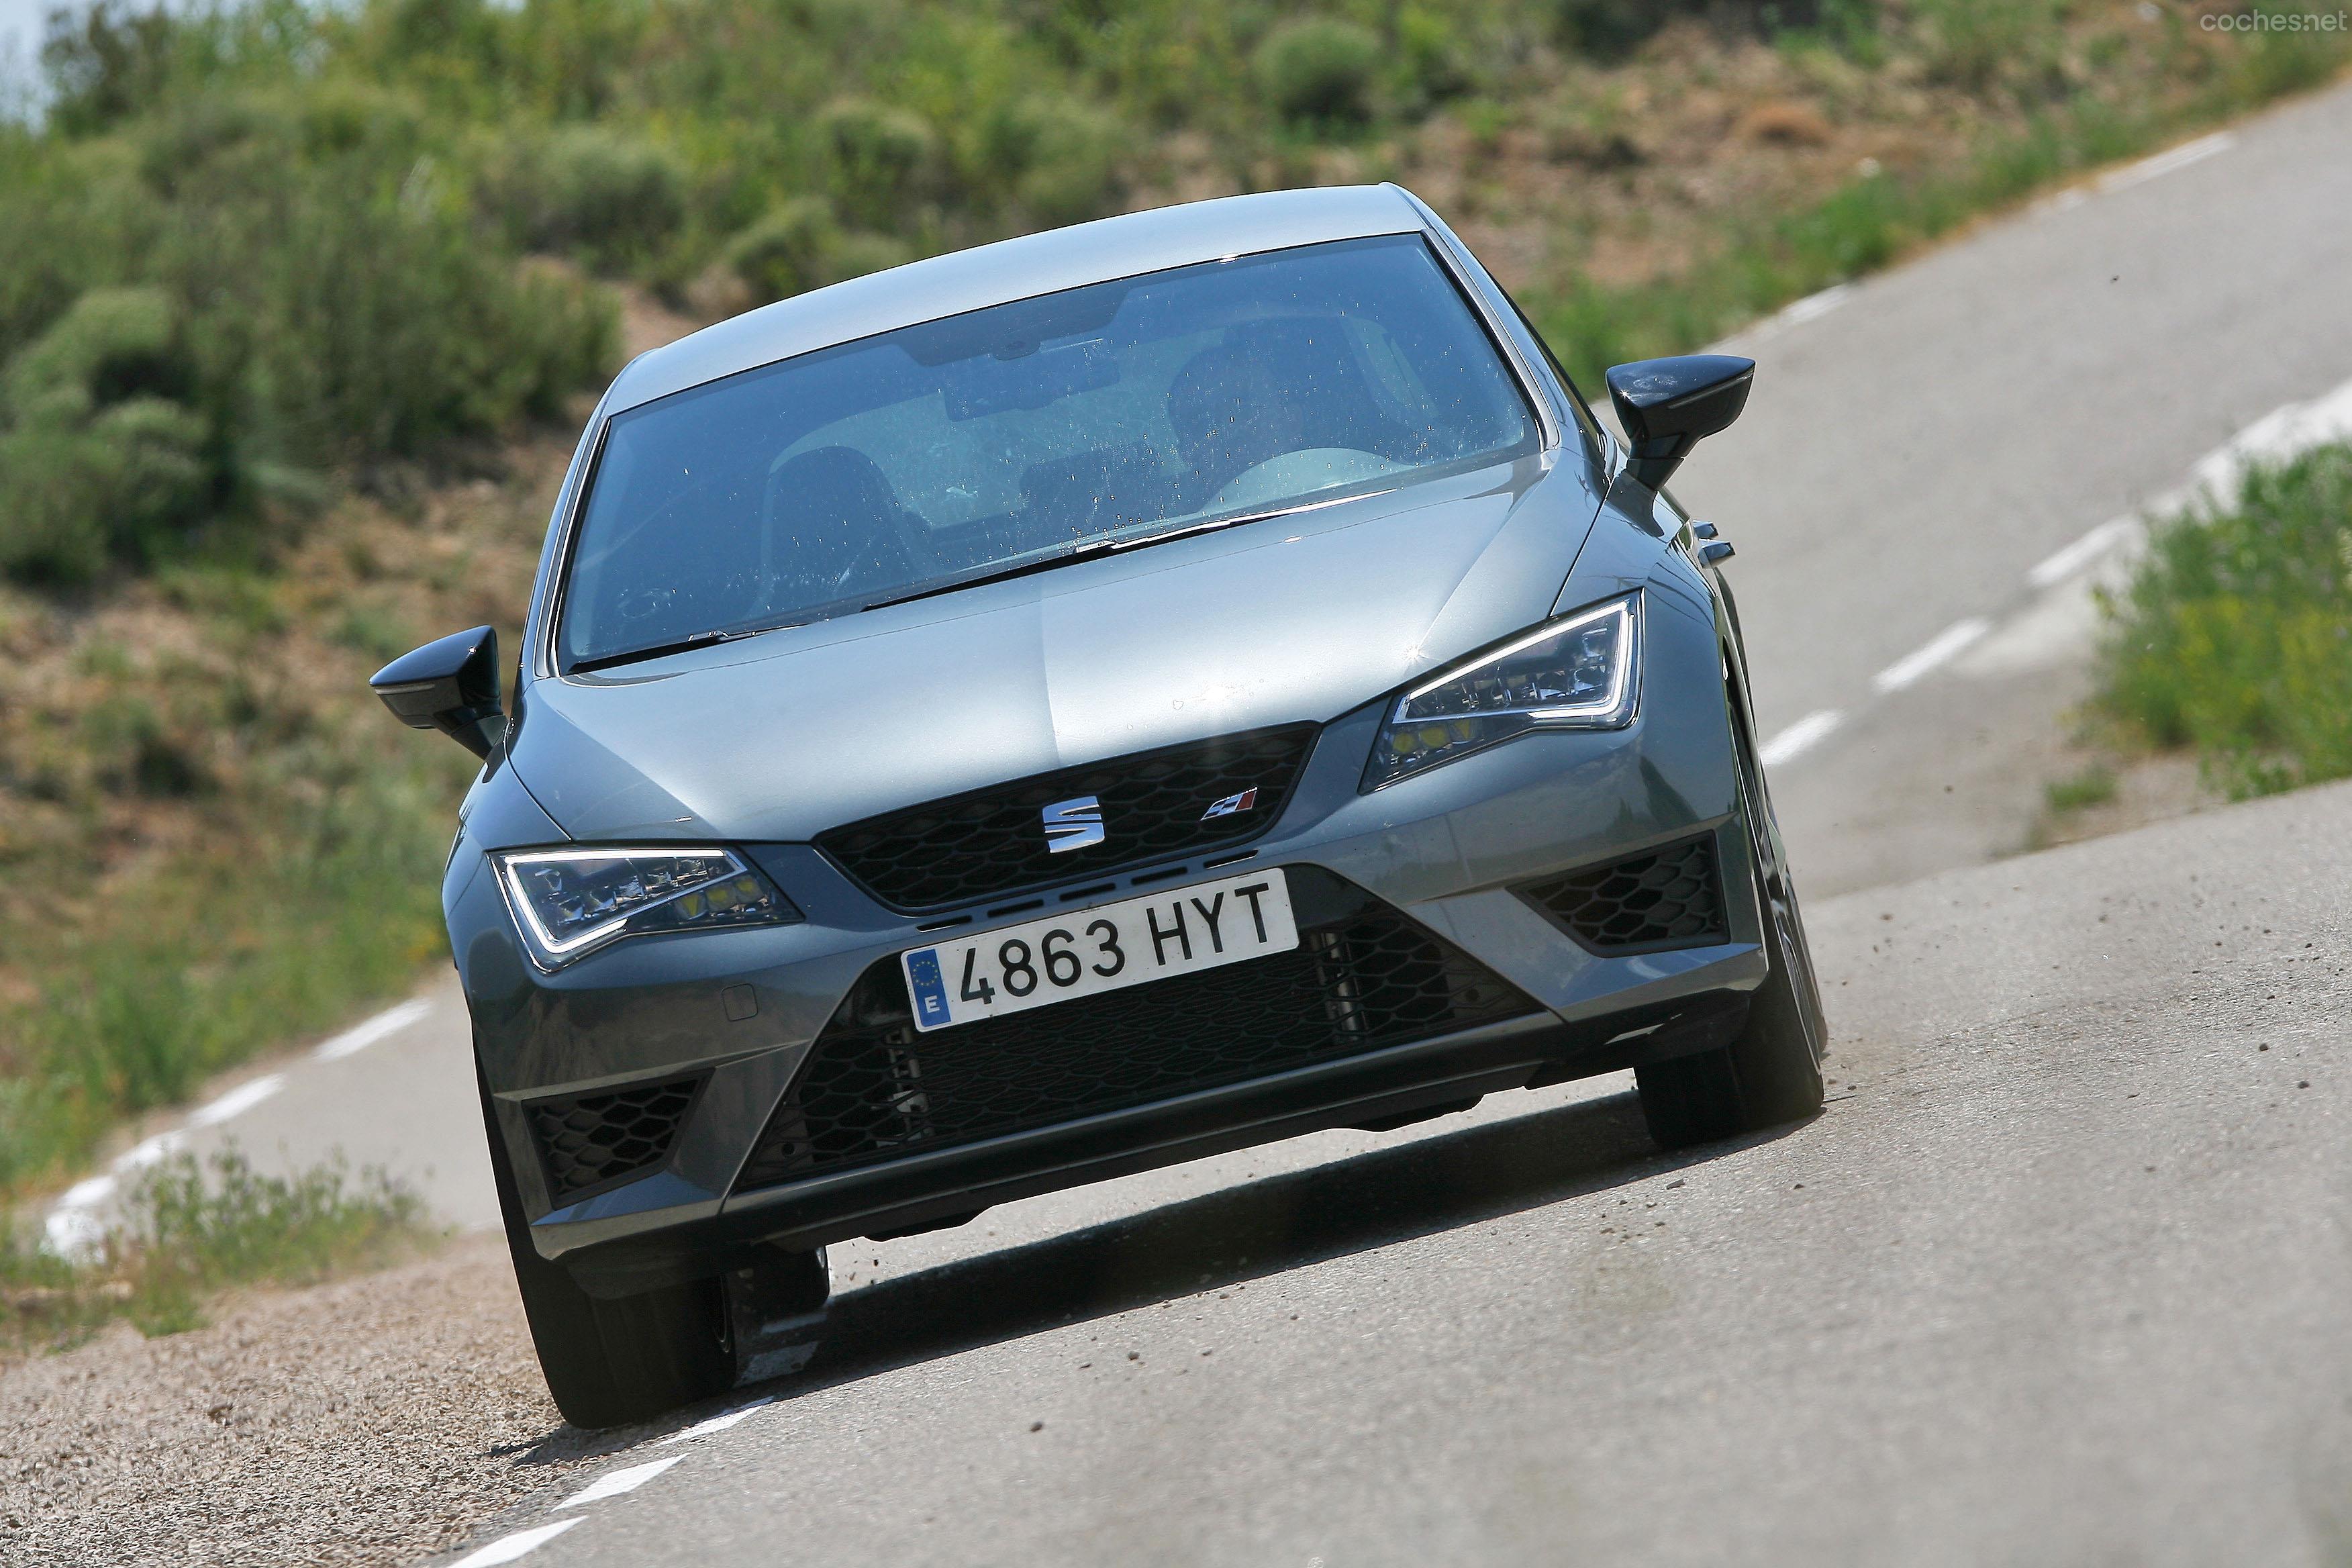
370 625 507 759
1604 354 1755 493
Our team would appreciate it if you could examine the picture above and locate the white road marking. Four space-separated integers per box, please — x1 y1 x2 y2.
555 1455 685 1510
2186 374 2352 505
114 1130 187 1171
1872 618 1992 693
59 1172 117 1208
2096 131 2234 195
1779 283 1853 327
187 1074 285 1128
1760 709 1843 767
659 1396 774 1445
2028 516 2142 588
42 1204 109 1257
314 996 432 1061
46 1130 190 1255
448 1519 581 1567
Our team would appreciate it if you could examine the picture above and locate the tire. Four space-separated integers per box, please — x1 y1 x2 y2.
478 1073 736 1430
1634 683 1828 1150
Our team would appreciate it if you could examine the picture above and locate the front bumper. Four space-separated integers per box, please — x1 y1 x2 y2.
451 591 1765 1296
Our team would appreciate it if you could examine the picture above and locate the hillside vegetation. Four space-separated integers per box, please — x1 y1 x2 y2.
1 0 2345 1195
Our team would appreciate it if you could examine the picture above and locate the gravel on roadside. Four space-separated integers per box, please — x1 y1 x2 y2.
0 1233 601 1567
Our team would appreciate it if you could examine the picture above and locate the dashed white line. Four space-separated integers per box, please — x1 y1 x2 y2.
58 1171 117 1208
659 1396 774 1445
1779 283 1853 327
2095 131 2234 195
555 1455 685 1510
115 1130 187 1171
1872 618 1992 693
1760 709 1843 767
447 1518 581 1567
314 996 432 1061
45 1130 190 1254
2028 517 2141 588
187 1073 285 1128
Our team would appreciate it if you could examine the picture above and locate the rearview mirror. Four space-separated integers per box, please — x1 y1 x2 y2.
370 625 507 759
1604 354 1755 493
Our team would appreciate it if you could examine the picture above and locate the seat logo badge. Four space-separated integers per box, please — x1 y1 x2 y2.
1200 787 1259 821
1042 795 1106 853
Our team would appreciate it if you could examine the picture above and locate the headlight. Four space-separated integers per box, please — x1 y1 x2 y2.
1365 593 1641 789
492 846 801 969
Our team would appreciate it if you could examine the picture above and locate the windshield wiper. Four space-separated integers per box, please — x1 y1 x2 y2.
571 620 803 675
861 538 1122 614
862 493 1383 616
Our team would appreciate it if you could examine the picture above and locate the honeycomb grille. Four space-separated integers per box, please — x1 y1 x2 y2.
526 1076 701 1201
1520 834 1728 954
734 868 1540 1187
815 724 1318 912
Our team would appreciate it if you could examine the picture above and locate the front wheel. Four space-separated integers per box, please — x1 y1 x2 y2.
1635 686 1827 1150
479 1076 736 1430
1633 861 1826 1148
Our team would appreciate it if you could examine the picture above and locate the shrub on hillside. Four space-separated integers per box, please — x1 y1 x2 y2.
816 97 940 230
724 197 913 305
485 126 689 275
1255 19 1381 127
0 287 213 582
978 94 1128 226
2097 444 2352 798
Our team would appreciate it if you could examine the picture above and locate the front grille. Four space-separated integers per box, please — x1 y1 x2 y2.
734 867 1540 1188
816 724 1318 912
527 1076 701 1201
1520 834 1729 954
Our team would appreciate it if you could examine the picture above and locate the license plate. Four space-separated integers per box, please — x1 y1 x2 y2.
899 869 1297 1032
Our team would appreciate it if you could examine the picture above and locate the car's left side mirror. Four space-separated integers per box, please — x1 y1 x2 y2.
1604 354 1755 493
371 625 507 759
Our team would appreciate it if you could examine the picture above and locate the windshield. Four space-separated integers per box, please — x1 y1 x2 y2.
557 234 1539 669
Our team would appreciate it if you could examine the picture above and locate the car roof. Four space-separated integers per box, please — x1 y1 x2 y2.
603 184 1432 416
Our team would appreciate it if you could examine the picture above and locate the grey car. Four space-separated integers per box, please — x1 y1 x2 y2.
371 183 1824 1428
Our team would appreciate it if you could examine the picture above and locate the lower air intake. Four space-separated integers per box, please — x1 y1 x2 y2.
527 1076 701 1201
734 867 1540 1188
1519 834 1730 954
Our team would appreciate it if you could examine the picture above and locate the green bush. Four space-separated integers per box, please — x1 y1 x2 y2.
487 125 689 274
979 94 1128 226
2096 444 2352 798
725 196 842 303
175 166 616 464
38 2 183 137
1255 18 1381 128
816 97 941 230
0 287 213 581
1395 7 1476 109
0 72 619 584
724 197 913 304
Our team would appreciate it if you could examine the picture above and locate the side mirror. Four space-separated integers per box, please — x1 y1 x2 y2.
371 626 507 759
1604 354 1755 493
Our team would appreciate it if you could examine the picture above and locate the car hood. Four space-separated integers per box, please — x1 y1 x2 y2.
511 457 1599 844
